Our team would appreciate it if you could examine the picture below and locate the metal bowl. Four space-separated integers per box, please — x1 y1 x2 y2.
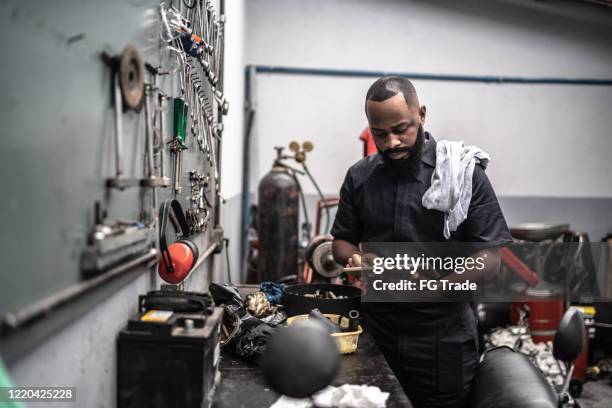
510 223 569 242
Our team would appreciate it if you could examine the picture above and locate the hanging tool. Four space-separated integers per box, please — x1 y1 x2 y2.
157 92 169 181
173 97 188 147
157 0 227 203
144 63 171 188
102 45 145 189
81 201 155 277
169 97 189 193
186 169 211 233
140 63 170 187
180 32 217 87
106 69 134 190
158 199 200 284
141 83 171 187
211 86 229 115
169 138 184 194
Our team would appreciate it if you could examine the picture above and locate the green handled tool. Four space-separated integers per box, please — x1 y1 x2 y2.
173 98 188 148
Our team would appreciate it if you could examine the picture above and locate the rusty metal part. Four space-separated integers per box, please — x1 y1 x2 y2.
119 45 145 112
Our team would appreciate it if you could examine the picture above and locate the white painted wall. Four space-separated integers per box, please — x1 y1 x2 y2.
245 0 612 199
216 0 245 283
220 0 245 198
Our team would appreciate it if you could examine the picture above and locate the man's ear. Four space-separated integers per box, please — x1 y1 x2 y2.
419 105 427 124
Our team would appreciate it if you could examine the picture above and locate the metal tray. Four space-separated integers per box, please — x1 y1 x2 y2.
509 223 569 242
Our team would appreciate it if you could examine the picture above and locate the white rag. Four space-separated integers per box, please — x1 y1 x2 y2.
270 384 389 408
421 140 490 239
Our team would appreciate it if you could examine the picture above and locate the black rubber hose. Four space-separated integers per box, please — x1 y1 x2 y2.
292 172 311 234
302 163 330 234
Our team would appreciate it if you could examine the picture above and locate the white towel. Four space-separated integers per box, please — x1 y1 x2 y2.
270 384 389 408
422 140 490 239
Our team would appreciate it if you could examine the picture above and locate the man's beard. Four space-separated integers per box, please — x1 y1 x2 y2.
378 124 425 179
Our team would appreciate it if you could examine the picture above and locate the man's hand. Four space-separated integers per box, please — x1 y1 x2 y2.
333 240 374 279
345 246 380 278
347 253 363 268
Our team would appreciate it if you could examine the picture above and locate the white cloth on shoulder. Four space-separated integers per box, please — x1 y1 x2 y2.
421 140 490 239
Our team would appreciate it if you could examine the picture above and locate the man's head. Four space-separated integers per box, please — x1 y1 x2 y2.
365 77 426 161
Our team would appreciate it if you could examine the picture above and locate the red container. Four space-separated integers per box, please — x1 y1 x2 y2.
511 286 564 343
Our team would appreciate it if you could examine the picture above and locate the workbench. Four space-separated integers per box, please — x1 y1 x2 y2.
213 330 412 407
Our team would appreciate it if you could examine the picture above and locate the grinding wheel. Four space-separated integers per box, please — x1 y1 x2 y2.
119 44 144 112
306 235 343 279
305 235 331 264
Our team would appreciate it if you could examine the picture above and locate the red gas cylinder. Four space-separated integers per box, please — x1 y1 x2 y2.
511 285 564 343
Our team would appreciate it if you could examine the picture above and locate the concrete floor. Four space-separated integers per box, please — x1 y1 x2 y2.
577 380 612 408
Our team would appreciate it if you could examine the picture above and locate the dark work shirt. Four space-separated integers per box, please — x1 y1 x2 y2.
331 132 512 327
331 132 512 246
331 132 512 403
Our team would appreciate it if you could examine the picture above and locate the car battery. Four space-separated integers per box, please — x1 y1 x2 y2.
138 290 215 314
118 292 223 408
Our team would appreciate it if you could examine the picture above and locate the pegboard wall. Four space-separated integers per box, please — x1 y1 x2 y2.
0 0 228 357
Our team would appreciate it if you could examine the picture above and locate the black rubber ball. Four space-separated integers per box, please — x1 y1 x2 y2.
260 320 340 398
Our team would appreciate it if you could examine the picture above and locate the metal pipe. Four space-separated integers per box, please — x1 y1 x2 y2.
240 66 256 282
113 74 124 176
190 241 219 273
1 250 158 335
159 96 167 179
252 65 612 86
342 266 374 274
144 85 155 178
180 241 218 287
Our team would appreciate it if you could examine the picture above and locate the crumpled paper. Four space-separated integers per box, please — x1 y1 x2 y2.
270 384 389 408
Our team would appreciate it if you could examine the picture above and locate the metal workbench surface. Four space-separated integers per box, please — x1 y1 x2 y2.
213 330 412 407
